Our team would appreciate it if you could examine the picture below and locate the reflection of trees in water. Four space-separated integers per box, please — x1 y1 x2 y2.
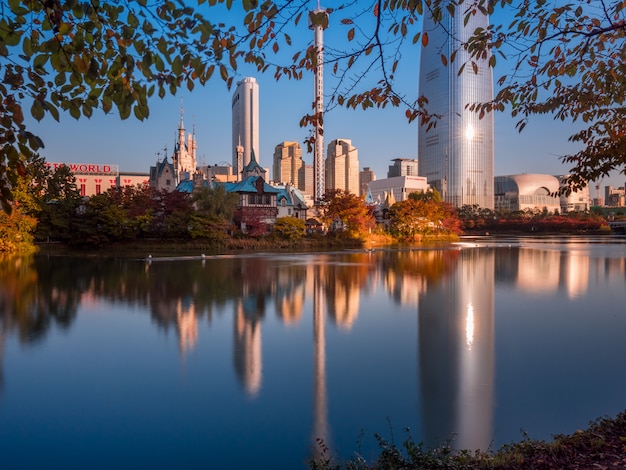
0 256 80 344
0 250 462 347
380 250 460 305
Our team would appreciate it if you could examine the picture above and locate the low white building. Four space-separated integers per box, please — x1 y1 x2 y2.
367 175 430 204
557 175 590 212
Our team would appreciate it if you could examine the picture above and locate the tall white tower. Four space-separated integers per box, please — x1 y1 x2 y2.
308 5 328 202
232 77 260 180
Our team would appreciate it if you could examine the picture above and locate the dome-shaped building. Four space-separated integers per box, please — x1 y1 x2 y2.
494 174 561 213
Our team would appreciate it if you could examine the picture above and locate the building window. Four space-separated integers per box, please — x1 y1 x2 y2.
96 184 101 194
80 184 86 196
166 179 171 186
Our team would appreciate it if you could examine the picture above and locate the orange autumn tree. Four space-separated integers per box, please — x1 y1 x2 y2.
388 189 460 241
319 189 375 238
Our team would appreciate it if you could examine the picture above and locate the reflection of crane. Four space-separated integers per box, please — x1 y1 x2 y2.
311 263 329 459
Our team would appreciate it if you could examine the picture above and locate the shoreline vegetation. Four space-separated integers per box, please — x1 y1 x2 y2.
3 169 614 255
32 227 614 258
311 410 626 469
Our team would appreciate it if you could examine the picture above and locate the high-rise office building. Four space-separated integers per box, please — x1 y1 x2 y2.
273 141 304 187
387 158 419 178
232 77 260 180
325 139 360 195
418 8 494 208
359 167 376 196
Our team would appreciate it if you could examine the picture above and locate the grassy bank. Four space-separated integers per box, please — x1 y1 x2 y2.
34 235 370 257
311 410 626 469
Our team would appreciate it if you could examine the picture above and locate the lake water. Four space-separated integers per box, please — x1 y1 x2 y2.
1 236 625 469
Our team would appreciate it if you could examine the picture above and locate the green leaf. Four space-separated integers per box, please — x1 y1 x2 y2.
46 101 60 121
54 72 66 86
59 23 72 36
31 100 45 121
22 37 33 57
5 31 21 47
8 0 20 13
172 56 183 75
128 13 139 28
69 103 81 119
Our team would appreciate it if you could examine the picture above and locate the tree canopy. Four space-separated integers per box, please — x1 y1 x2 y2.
2 0 625 212
319 189 375 237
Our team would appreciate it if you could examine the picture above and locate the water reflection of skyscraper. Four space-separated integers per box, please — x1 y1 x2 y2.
233 299 263 397
0 333 4 392
324 254 372 329
275 267 306 325
496 248 590 298
418 249 495 451
176 301 198 356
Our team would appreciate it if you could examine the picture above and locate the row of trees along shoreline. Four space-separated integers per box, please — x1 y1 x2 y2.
0 156 607 254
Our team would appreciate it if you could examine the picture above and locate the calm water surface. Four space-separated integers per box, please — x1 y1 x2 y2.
1 236 625 469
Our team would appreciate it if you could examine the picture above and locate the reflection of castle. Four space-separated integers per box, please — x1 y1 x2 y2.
418 249 495 450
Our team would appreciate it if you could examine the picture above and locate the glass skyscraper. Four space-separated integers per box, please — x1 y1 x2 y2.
418 7 494 209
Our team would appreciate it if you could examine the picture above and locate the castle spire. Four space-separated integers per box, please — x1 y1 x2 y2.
179 97 185 130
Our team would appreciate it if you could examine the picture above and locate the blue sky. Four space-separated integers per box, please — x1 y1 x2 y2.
27 2 624 197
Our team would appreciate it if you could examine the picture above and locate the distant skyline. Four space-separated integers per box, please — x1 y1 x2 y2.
25 4 624 198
